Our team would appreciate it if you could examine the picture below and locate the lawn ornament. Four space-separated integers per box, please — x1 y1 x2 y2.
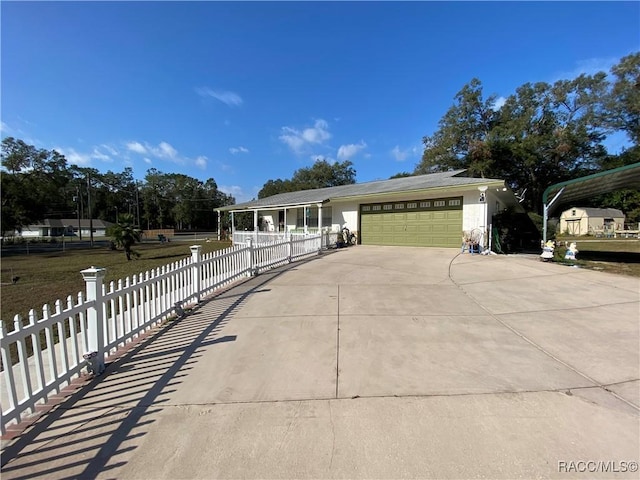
540 240 555 261
564 242 578 261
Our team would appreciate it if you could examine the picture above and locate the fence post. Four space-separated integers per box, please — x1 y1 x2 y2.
247 238 256 276
80 266 106 375
288 234 293 262
190 245 202 305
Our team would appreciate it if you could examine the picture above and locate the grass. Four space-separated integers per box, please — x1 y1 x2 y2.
553 238 640 277
1 240 232 323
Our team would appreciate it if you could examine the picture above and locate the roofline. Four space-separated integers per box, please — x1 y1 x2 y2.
216 178 506 212
329 180 505 202
542 162 640 204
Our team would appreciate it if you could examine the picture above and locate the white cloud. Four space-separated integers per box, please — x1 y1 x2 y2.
90 148 111 162
54 147 92 166
195 87 243 107
126 141 147 154
554 55 620 82
127 140 183 163
280 119 332 154
101 144 119 156
157 141 177 159
0 121 10 133
492 96 506 110
53 145 117 166
337 141 367 161
219 184 254 203
143 157 152 164
195 156 207 169
391 145 422 162
229 146 249 155
310 154 337 164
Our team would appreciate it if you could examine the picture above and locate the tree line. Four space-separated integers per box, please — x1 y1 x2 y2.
1 137 235 234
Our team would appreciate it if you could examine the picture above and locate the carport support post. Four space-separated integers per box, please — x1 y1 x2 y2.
190 245 202 304
81 266 106 375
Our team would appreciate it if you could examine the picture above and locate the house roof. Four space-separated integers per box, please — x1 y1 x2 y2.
563 208 625 218
217 170 508 212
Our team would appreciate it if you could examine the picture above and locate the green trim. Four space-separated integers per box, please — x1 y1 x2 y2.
360 196 463 214
542 162 640 204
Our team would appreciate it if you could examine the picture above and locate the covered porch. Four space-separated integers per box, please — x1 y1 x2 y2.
216 203 336 243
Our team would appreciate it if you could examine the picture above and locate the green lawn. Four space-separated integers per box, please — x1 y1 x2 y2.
1 240 232 323
554 238 640 277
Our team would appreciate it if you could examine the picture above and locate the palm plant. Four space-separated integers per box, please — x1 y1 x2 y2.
107 213 142 260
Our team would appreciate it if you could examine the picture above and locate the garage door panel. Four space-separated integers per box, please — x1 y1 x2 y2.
361 197 462 247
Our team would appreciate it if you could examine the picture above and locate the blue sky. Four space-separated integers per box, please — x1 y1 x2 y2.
2 2 638 202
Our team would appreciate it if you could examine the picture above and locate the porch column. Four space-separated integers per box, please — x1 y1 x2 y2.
304 206 308 234
253 210 258 244
217 210 221 241
318 204 322 232
231 212 235 238
283 208 288 234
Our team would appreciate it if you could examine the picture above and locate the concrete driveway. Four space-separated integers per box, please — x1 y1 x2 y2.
2 246 639 479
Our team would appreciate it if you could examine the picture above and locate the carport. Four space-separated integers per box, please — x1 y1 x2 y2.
542 161 640 242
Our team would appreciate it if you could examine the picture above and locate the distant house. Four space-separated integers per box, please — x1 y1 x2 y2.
15 219 114 238
559 207 625 236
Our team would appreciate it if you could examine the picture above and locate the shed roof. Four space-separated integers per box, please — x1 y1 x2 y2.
217 170 507 212
562 207 625 218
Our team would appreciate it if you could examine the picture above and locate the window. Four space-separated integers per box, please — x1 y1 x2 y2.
420 201 430 208
362 205 371 212
448 199 461 206
407 202 417 209
373 205 382 211
572 209 576 216
395 203 405 209
383 204 393 210
434 200 445 207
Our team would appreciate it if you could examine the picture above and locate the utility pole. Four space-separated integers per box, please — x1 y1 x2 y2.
87 172 94 247
135 181 141 228
75 185 82 240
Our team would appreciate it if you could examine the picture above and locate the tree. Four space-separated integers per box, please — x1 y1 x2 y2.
258 159 356 198
417 78 499 177
606 52 640 144
107 213 142 261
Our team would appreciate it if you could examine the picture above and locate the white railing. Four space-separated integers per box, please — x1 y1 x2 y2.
0 235 322 434
233 230 338 250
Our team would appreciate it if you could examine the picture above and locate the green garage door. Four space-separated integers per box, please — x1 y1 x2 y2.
360 197 462 247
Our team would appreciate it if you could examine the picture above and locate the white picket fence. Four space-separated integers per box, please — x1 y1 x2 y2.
233 230 338 250
0 235 322 434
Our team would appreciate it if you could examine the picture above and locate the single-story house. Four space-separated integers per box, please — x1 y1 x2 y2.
215 170 523 248
14 219 114 238
559 207 625 236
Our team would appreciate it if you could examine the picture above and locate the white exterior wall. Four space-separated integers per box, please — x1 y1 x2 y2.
330 201 359 232
461 191 487 233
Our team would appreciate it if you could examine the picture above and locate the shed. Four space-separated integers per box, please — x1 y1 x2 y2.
559 207 625 237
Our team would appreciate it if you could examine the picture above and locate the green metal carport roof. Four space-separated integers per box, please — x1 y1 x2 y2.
542 162 640 241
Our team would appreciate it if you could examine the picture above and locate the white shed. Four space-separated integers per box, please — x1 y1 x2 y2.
559 207 625 236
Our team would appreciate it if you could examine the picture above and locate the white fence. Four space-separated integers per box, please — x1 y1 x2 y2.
233 230 338 250
0 235 322 434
